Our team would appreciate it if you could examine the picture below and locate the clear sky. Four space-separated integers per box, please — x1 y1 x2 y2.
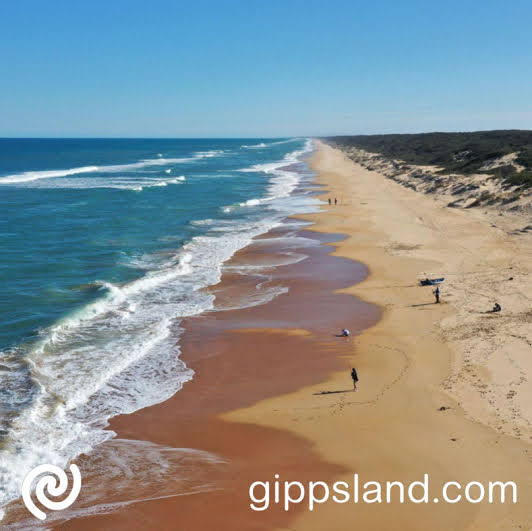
1 0 531 137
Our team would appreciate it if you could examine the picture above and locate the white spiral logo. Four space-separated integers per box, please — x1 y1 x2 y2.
21 464 81 520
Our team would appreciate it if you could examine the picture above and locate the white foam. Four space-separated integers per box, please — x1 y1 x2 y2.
190 218 236 231
216 284 289 312
13 175 187 191
241 139 300 149
240 198 262 207
228 139 314 211
0 149 222 185
241 142 267 149
195 150 225 158
0 165 99 184
5 440 226 528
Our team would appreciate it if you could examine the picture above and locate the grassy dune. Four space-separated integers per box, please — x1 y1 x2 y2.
326 130 532 188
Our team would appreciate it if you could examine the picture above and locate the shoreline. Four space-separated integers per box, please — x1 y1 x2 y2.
54 232 376 529
14 151 375 529
7 141 530 529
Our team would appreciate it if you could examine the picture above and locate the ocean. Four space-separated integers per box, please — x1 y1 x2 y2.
0 137 318 516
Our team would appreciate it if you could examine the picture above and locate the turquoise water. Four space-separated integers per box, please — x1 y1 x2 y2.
0 137 316 511
1 138 306 349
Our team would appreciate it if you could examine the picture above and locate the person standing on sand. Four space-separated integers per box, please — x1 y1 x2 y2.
434 286 440 304
351 367 359 391
334 197 338 205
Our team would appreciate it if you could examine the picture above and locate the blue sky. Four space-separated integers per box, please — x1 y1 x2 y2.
1 0 531 137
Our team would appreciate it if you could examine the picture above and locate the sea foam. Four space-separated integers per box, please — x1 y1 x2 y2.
0 148 221 184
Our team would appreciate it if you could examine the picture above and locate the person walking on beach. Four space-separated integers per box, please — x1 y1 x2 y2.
351 367 359 391
334 197 338 205
433 286 440 304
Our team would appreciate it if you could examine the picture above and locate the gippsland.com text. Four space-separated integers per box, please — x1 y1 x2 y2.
249 474 517 511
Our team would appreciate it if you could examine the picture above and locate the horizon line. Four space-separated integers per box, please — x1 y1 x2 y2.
0 128 531 140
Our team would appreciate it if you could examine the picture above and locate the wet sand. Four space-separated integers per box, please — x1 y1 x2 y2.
42 220 378 529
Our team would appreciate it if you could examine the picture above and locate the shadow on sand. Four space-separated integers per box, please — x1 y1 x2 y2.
313 389 353 396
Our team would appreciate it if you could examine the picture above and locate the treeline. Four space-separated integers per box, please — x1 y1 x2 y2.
326 130 532 188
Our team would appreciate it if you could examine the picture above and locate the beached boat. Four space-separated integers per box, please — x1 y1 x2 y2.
419 277 445 286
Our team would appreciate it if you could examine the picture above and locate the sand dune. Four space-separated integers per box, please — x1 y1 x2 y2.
340 145 531 218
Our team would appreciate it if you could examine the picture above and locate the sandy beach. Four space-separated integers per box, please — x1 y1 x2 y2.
259 142 532 529
226 142 532 530
9 141 529 530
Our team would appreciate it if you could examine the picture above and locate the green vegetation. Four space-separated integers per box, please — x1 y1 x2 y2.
326 130 532 188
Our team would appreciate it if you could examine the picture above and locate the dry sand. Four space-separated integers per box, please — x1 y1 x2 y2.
226 141 532 530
